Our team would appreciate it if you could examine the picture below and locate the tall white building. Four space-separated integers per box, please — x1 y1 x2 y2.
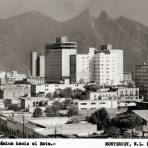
30 52 37 77
75 48 97 83
93 44 123 86
45 36 77 83
38 55 45 78
30 52 45 78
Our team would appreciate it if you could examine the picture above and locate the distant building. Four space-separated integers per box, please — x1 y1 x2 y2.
74 48 97 84
71 99 118 116
31 83 85 97
123 72 134 85
30 52 38 77
30 52 45 78
90 87 140 100
20 96 49 112
135 62 148 99
45 36 77 83
0 84 31 103
93 44 123 86
27 77 45 85
0 71 6 85
6 71 26 84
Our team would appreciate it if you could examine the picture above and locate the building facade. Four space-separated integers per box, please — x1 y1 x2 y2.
45 36 77 83
135 62 148 99
30 52 45 78
93 44 123 86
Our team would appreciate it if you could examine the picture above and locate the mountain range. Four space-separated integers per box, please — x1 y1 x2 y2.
0 10 148 73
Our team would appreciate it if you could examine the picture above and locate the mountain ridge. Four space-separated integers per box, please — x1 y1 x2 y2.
0 10 147 73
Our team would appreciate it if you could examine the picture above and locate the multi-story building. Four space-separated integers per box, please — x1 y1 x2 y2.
30 52 38 77
70 48 96 84
20 97 50 112
45 36 77 83
135 62 148 99
71 99 118 115
6 71 26 83
30 52 45 78
0 71 6 84
90 87 139 100
123 72 134 85
31 83 85 97
93 44 123 86
0 84 31 101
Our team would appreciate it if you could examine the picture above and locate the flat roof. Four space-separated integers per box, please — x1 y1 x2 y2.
28 117 69 128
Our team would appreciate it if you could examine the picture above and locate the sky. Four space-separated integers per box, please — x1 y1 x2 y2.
0 0 148 25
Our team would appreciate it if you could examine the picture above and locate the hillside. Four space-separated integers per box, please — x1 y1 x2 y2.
0 10 148 73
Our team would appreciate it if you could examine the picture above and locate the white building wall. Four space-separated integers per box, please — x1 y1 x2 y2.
31 52 37 77
76 47 96 83
76 54 89 83
33 84 85 95
62 49 77 78
39 56 45 78
71 99 118 110
94 49 123 86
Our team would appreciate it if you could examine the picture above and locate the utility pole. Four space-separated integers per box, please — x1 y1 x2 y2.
54 126 57 138
23 115 25 138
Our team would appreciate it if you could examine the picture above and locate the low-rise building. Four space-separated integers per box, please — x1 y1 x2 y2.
27 77 45 85
71 99 118 115
20 97 49 110
1 115 97 138
0 84 31 101
6 71 26 84
31 83 85 97
90 87 140 100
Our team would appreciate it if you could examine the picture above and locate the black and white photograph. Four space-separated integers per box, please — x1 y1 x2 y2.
0 0 148 146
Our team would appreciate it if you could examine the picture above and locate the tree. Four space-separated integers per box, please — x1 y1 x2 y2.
84 84 98 92
67 106 79 117
88 108 111 130
104 126 120 138
112 112 144 130
38 101 44 107
72 89 87 100
33 108 42 118
45 101 63 117
62 99 71 109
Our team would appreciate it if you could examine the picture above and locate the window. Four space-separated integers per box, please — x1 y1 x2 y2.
81 103 87 105
91 102 96 105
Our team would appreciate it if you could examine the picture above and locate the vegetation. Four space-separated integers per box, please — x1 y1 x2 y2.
84 84 98 92
53 88 73 98
62 99 71 109
104 126 120 138
67 106 79 117
33 108 43 118
88 108 111 130
71 89 87 100
45 101 63 117
112 112 144 131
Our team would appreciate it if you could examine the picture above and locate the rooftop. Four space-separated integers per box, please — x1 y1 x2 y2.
131 110 148 121
28 117 69 128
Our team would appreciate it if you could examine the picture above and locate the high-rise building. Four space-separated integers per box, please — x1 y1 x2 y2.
38 55 45 78
75 48 97 83
30 52 37 77
93 44 123 86
30 52 45 78
135 62 148 99
45 36 77 83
